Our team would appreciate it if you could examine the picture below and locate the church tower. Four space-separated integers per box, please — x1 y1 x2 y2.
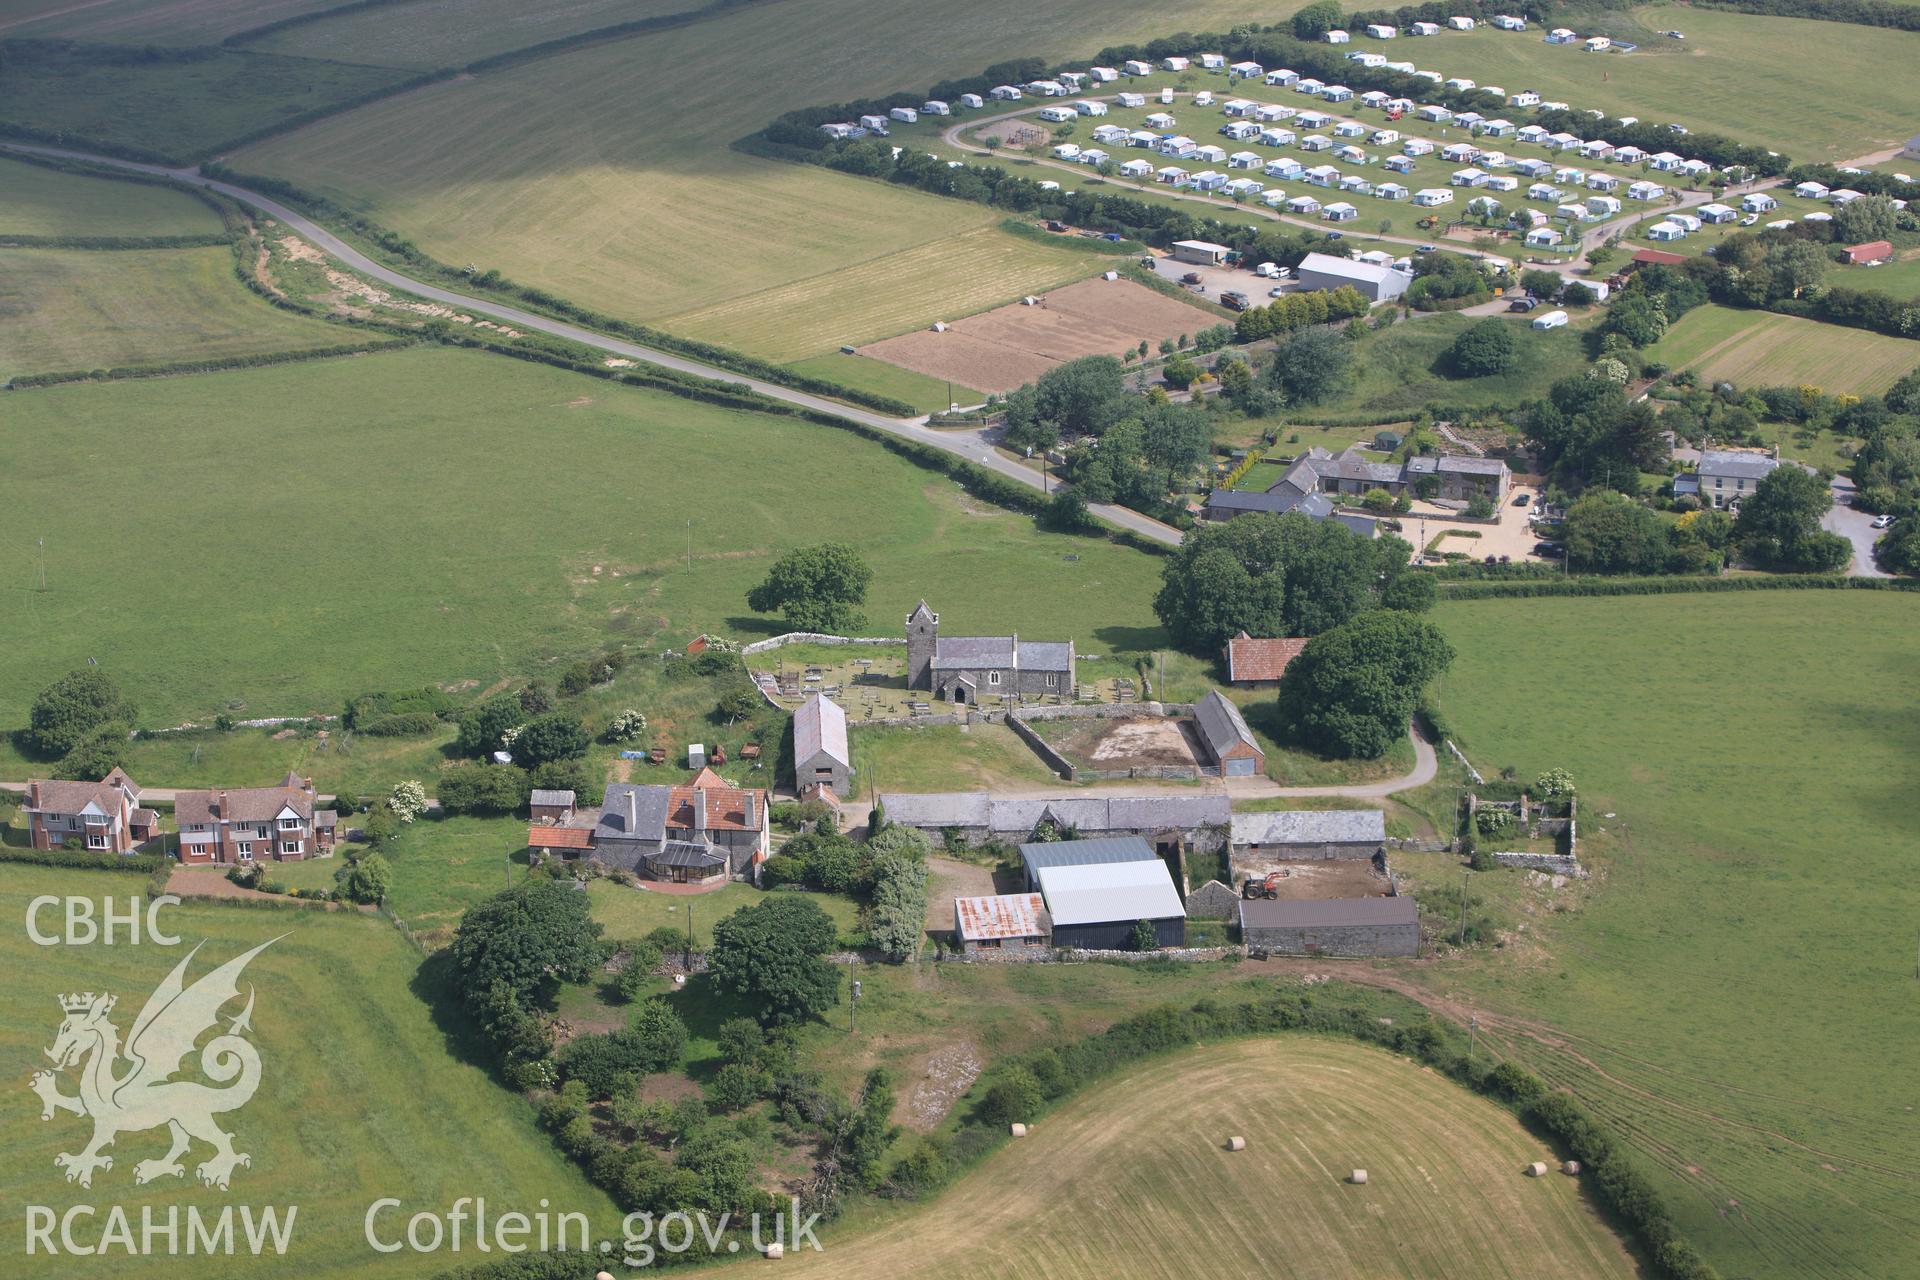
906 600 939 691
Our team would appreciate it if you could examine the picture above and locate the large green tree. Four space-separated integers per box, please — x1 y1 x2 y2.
1002 355 1128 451
1445 318 1519 377
1564 491 1671 573
1276 611 1455 759
24 668 136 758
746 542 873 632
1735 467 1849 571
509 711 589 769
1292 0 1344 39
1152 513 1396 649
1266 325 1352 405
708 895 841 1025
451 879 606 1014
1522 376 1668 491
455 696 522 758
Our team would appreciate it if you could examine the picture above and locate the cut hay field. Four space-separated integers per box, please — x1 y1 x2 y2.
0 245 352 380
0 156 222 236
243 0 710 68
229 0 1294 336
0 0 341 43
0 863 621 1279
0 346 1167 725
0 41 418 163
1646 303 1920 397
797 1038 1635 1279
663 224 1108 363
1428 591 1920 1280
1397 7 1920 163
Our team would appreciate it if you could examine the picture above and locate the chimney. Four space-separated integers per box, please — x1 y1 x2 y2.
694 787 708 832
625 789 638 833
742 791 757 830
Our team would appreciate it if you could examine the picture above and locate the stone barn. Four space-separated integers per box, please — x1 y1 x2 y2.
1193 689 1265 776
792 692 852 796
1239 896 1417 956
1231 809 1385 861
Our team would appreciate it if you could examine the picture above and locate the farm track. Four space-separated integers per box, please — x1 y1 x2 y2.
0 142 1185 549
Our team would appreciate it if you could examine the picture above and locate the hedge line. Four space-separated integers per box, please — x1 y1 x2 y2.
5 339 416 389
0 233 229 249
1440 574 1920 599
1693 0 1920 32
197 165 919 416
223 0 424 46
0 120 180 167
0 846 167 876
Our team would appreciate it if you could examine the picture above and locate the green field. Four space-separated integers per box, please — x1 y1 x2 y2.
1647 303 1920 397
0 346 1167 725
0 863 621 1279
229 0 1296 336
1322 310 1592 417
785 352 982 414
0 40 416 162
0 0 344 44
665 224 1107 362
587 880 861 949
1847 252 1920 299
244 0 709 67
0 246 352 379
797 1038 1635 1278
1428 591 1920 1280
0 156 223 236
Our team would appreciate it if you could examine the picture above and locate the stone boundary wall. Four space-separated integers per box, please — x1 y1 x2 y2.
1491 852 1585 876
741 632 904 655
942 944 1241 965
1386 837 1448 853
1446 739 1486 783
1007 702 1216 782
1005 712 1075 780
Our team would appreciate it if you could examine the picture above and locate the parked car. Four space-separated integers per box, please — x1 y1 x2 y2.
1416 244 1437 253
1220 290 1250 310
1533 541 1564 558
1269 285 1288 297
1512 493 1530 506
1872 514 1897 529
1180 272 1203 285
1508 297 1538 312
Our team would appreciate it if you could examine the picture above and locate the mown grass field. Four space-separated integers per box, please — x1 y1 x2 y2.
1647 303 1920 397
799 1038 1635 1279
588 880 862 950
664 224 1108 362
229 0 1300 333
0 156 223 236
0 0 341 44
1845 252 1920 300
1428 591 1920 1280
1321 311 1593 417
0 346 1167 725
243 0 707 68
0 246 351 380
0 41 416 163
0 863 621 1279
785 352 982 413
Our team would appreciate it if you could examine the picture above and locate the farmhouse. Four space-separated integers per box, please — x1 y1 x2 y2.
1240 897 1419 957
792 693 852 797
1296 251 1413 302
952 893 1051 955
1022 837 1187 949
880 792 1231 851
22 768 157 854
532 770 769 883
1193 689 1265 776
1223 632 1309 687
1688 449 1780 508
175 774 338 865
907 600 1075 702
1232 809 1385 861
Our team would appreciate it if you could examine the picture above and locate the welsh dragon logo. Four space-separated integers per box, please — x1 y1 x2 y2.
28 937 279 1190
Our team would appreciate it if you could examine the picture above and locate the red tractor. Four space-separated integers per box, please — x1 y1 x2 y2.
1241 872 1288 900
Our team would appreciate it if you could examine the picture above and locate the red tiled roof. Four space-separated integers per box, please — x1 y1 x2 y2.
1844 240 1892 263
1631 247 1686 266
1225 633 1309 683
527 826 593 850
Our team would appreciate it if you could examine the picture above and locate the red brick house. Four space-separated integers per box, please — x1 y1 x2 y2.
1224 631 1309 687
175 772 337 866
25 768 157 853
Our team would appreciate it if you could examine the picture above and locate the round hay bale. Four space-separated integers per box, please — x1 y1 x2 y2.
1349 1169 1368 1184
1562 1160 1582 1176
1526 1161 1549 1177
598 1273 616 1280
765 1242 785 1259
1226 1136 1247 1151
1009 1122 1028 1137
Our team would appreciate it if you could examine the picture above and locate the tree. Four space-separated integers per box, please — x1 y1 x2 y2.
335 852 392 904
1519 269 1562 302
451 879 605 1014
1159 353 1202 390
24 669 136 758
1736 466 1849 571
510 711 589 769
1040 487 1096 533
866 826 931 962
1833 194 1899 244
1267 326 1352 405
1523 376 1668 490
708 895 841 1025
438 762 531 815
1152 513 1397 649
1292 0 1343 40
530 757 604 806
1564 491 1669 573
1003 355 1128 447
979 1067 1044 1126
53 730 130 782
387 780 429 823
1276 611 1455 758
455 697 522 758
1128 919 1157 951
717 685 762 722
1379 572 1437 613
1876 521 1920 576
746 542 873 632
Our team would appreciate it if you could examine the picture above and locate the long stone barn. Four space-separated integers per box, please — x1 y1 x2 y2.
878 791 1231 855
1239 896 1418 957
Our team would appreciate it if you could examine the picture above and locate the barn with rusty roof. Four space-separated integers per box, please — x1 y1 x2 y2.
952 892 1052 956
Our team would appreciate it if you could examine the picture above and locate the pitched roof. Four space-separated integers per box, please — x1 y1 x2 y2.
1296 251 1409 286
954 893 1051 941
879 793 1230 835
1698 449 1778 481
666 769 765 832
654 839 726 869
794 693 850 767
175 785 312 826
529 789 575 808
1231 808 1386 845
932 635 1073 673
1239 896 1414 928
1225 633 1309 683
1193 690 1260 761
27 776 134 815
1631 247 1687 266
596 784 673 841
527 825 594 850
1036 859 1186 926
1021 835 1158 874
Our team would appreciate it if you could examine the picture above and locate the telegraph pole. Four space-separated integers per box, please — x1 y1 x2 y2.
850 979 862 1034
1456 869 1472 947
1466 1013 1479 1064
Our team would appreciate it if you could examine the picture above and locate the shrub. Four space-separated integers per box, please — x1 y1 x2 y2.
510 712 590 768
978 1068 1044 1126
358 712 439 737
24 669 136 758
387 780 429 823
1533 768 1576 800
438 763 531 815
606 709 647 743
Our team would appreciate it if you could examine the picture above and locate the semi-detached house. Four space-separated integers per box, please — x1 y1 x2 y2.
25 768 157 853
175 773 337 865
